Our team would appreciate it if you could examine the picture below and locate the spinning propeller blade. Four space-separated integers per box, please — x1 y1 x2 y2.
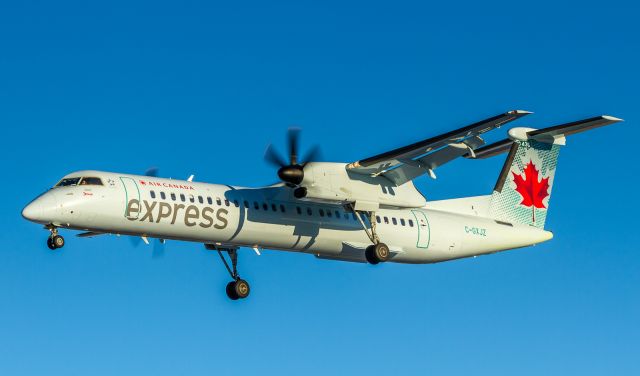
264 127 321 186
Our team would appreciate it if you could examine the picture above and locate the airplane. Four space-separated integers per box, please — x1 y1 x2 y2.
22 110 621 300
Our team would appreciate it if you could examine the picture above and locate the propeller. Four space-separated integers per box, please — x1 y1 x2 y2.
264 128 321 186
145 167 160 177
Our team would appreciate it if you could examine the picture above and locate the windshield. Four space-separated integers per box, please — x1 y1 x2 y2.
55 177 81 187
54 176 103 187
80 177 103 186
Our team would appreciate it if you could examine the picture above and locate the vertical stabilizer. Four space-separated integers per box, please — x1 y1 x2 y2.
489 128 561 229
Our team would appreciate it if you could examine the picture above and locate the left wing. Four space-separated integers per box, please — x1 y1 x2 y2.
346 110 531 185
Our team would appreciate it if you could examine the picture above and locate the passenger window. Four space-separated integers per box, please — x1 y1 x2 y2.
392 218 397 225
160 192 166 200
171 193 176 201
233 200 239 207
296 206 302 215
80 177 103 186
408 219 414 227
150 191 156 199
262 203 268 210
335 210 340 218
352 213 357 221
327 210 332 218
189 195 195 203
224 199 230 207
254 202 259 210
307 208 313 216
271 204 277 212
207 197 213 205
180 194 186 202
280 204 285 213
198 196 204 204
400 218 406 226
216 198 222 206
376 216 381 223
244 200 249 208
319 209 325 217
384 217 389 224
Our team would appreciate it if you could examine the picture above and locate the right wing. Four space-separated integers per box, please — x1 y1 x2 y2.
346 110 532 185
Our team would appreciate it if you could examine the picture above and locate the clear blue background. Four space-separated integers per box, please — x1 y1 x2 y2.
1 1 638 374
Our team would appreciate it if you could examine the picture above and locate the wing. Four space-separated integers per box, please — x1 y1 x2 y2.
346 110 531 185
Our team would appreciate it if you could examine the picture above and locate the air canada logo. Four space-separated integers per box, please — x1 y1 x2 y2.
139 180 195 190
512 160 550 222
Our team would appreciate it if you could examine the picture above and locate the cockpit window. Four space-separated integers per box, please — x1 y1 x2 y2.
79 177 103 186
55 177 81 187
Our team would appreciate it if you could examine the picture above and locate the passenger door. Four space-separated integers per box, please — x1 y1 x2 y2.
120 177 140 219
411 210 430 249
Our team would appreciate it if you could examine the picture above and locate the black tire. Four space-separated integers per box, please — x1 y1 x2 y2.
47 237 57 250
365 245 379 264
373 243 390 262
52 235 65 249
234 279 250 299
226 281 239 300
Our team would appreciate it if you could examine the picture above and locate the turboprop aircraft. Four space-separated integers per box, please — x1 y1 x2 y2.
22 111 621 300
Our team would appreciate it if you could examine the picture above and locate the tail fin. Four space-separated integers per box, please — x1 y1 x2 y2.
487 115 622 229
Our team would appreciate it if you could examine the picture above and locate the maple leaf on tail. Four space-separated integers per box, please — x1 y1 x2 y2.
512 160 550 223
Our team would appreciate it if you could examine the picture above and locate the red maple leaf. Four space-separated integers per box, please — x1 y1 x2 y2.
512 160 550 222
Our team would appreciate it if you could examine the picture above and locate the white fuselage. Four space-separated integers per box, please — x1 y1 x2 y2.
23 170 553 264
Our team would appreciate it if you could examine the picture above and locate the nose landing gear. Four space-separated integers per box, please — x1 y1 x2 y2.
46 227 65 250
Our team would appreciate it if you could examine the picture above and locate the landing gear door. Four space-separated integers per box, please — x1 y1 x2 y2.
120 177 140 219
411 210 430 249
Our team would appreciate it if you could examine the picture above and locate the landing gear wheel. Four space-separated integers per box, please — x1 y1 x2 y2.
47 235 64 250
52 235 65 249
226 282 239 300
225 279 250 300
234 279 250 299
365 243 389 264
365 245 379 264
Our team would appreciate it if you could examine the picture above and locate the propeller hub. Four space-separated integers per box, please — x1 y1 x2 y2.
277 165 304 185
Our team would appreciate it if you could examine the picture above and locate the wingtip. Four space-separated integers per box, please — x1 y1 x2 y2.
602 115 623 122
511 110 534 115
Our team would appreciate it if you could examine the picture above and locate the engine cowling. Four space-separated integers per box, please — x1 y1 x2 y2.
297 162 426 208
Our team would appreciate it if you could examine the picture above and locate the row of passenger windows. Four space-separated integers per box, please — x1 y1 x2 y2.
150 190 239 207
148 190 415 227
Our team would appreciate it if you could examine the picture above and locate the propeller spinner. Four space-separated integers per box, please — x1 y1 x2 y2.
264 128 320 186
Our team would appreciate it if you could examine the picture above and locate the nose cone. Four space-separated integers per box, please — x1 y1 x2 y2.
22 193 58 224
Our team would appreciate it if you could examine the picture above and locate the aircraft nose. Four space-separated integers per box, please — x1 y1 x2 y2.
22 193 58 223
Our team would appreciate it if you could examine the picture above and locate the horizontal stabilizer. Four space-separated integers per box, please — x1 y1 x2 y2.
467 115 622 159
528 115 622 138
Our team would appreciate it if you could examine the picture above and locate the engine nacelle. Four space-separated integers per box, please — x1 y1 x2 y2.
298 162 426 208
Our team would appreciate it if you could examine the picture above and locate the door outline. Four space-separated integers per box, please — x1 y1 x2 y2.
120 177 140 219
411 210 430 249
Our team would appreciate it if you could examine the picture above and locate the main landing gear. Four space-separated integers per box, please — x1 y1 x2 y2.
46 227 65 250
212 247 250 300
350 207 390 264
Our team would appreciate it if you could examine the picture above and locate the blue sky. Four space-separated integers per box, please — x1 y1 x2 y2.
1 0 638 374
